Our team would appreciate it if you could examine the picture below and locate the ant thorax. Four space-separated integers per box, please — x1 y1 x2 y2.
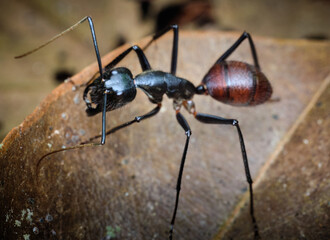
135 70 196 105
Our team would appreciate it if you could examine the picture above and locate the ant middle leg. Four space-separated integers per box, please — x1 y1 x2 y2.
194 112 260 239
96 24 179 78
143 24 179 75
104 45 152 71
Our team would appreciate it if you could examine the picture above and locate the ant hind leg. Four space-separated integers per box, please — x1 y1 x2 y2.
215 31 261 70
194 112 260 239
169 111 192 240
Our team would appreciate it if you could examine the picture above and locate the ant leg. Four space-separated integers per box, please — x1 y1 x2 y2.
169 111 191 240
105 45 151 71
216 32 260 70
83 44 152 117
81 104 161 143
90 44 153 144
143 25 179 75
94 44 152 144
85 24 180 84
82 41 153 89
194 112 260 239
15 15 109 146
37 104 161 173
101 91 108 144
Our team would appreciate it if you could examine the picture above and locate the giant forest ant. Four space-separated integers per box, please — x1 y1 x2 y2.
16 16 272 239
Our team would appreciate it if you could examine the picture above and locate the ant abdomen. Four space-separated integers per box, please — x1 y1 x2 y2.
202 61 272 106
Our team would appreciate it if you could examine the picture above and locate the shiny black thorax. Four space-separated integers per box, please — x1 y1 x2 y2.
135 70 196 104
84 67 196 116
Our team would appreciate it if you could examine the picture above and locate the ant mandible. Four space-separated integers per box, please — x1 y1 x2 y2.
16 16 272 239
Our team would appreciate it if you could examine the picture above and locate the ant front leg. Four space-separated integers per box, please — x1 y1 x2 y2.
104 45 151 71
143 25 179 75
83 45 151 115
86 45 152 144
169 111 191 240
86 36 154 85
37 104 162 173
194 113 260 239
81 103 161 144
216 32 260 70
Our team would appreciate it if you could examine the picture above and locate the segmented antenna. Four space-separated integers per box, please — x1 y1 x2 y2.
15 17 88 59
15 16 103 80
36 142 101 173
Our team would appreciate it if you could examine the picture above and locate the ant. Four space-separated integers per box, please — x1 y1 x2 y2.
16 16 272 239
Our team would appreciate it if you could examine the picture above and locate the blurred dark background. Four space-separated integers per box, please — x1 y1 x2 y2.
0 0 329 141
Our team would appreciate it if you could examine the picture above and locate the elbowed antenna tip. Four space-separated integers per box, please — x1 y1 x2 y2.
15 52 32 59
14 16 90 59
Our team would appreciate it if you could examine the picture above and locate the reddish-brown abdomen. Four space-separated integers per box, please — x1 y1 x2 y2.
202 61 272 106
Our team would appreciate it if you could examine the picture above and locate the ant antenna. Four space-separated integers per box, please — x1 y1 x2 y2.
15 16 104 78
36 142 102 176
16 16 110 172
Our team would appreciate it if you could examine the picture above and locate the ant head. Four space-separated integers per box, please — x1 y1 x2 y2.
103 67 134 92
84 67 137 116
